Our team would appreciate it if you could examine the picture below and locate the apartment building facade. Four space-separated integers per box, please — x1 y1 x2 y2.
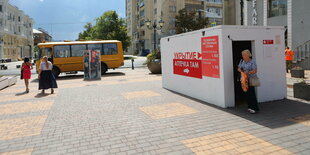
236 0 310 69
126 0 225 55
0 0 34 60
33 28 52 46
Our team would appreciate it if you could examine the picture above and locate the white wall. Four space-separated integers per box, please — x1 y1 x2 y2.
161 25 286 108
221 26 286 104
161 27 227 108
292 0 310 49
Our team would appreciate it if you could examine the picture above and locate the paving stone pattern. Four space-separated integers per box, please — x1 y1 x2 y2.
0 68 309 155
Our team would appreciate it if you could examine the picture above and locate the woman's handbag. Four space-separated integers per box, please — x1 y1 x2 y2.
20 69 23 79
249 76 260 87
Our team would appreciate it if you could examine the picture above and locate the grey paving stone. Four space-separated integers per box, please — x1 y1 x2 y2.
1 68 310 155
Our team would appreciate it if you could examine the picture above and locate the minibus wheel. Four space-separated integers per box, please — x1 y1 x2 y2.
101 63 107 75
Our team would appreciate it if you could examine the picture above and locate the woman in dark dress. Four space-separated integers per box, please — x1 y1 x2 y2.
38 56 58 94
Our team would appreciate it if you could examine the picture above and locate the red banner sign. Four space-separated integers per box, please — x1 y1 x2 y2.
173 59 202 79
263 40 274 44
201 36 220 78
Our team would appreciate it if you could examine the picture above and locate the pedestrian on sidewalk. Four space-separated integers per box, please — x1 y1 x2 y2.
38 56 58 94
21 57 33 93
285 47 294 73
238 50 260 114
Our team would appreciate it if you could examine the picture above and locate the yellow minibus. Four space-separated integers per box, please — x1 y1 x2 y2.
36 40 124 77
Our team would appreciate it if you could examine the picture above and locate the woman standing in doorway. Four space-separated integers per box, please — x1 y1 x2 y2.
238 50 260 114
21 57 33 93
38 56 58 94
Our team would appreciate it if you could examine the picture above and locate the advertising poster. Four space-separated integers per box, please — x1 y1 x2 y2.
84 50 101 80
173 52 202 79
201 36 220 78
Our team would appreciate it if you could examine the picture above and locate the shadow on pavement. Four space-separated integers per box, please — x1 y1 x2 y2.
31 79 39 83
224 99 310 129
166 89 310 129
30 72 126 82
101 72 126 77
35 93 51 98
15 91 28 96
148 73 162 76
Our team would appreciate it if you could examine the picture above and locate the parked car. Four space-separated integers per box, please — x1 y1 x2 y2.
0 58 12 63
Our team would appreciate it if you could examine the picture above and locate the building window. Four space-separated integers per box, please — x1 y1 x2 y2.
18 16 21 22
268 0 287 17
205 7 222 18
140 10 145 17
139 0 145 8
154 8 157 15
140 19 145 26
169 29 176 35
169 18 176 26
0 5 2 12
169 6 176 13
205 0 222 3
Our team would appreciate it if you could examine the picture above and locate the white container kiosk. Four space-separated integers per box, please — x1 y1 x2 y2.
161 25 286 108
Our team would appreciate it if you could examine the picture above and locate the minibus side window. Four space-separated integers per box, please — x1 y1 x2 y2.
102 43 117 55
71 44 86 57
54 45 70 58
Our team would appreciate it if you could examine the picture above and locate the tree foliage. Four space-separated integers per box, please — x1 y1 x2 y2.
78 11 131 51
78 22 93 40
175 9 209 34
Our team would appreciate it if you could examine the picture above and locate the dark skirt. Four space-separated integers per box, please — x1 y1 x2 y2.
39 70 58 90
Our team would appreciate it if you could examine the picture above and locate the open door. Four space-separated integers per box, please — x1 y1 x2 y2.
232 41 252 105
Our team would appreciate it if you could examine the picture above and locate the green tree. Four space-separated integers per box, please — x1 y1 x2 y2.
175 9 209 34
78 11 131 51
78 22 93 40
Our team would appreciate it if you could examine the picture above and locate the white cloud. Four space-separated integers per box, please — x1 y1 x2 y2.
39 0 44 2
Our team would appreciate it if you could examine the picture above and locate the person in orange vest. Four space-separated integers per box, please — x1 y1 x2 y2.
285 47 294 73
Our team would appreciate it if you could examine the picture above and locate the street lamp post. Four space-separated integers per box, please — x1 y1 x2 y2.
145 19 164 51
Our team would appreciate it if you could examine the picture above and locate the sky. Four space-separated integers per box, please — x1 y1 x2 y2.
10 0 126 41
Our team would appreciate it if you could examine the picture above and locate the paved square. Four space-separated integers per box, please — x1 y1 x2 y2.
0 68 309 154
139 103 198 119
0 101 53 115
182 130 294 155
0 149 33 155
0 115 47 141
0 92 54 103
0 93 38 103
122 90 161 99
289 114 310 126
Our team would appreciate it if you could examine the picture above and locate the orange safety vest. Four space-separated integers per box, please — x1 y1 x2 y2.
285 49 294 61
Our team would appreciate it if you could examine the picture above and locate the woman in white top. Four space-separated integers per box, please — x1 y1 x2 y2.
38 56 58 94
